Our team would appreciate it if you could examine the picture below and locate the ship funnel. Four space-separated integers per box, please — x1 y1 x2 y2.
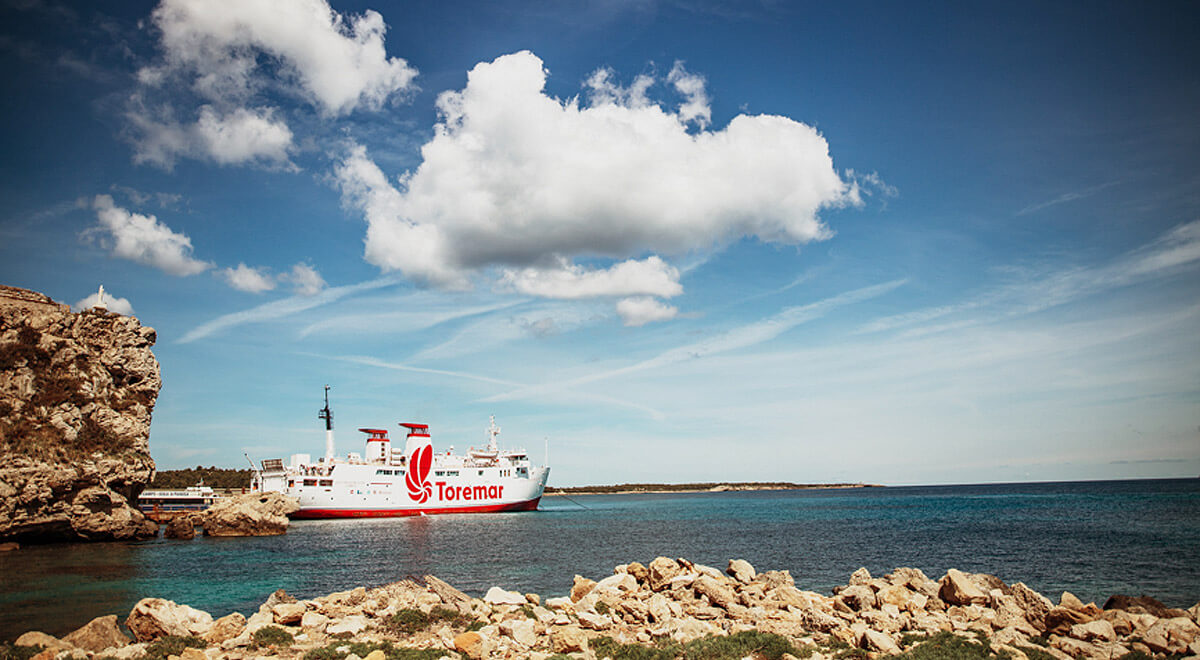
319 385 334 463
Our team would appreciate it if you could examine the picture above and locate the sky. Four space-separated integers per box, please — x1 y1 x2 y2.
1 0 1198 486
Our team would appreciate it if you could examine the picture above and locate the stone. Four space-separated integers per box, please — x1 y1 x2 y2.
647 593 673 623
626 561 649 584
595 572 638 593
163 515 197 540
550 625 588 653
876 584 913 610
203 612 246 644
648 556 683 591
1059 591 1086 611
694 575 739 609
454 631 484 659
570 575 597 602
363 651 386 660
62 615 130 652
839 584 878 611
577 611 610 630
484 586 527 606
105 643 148 660
425 574 472 609
272 602 306 625
860 629 901 655
178 649 206 660
1103 594 1190 618
848 567 872 586
300 611 329 632
125 597 214 641
545 596 572 609
14 632 72 652
1010 582 1052 630
727 559 756 584
757 570 795 590
500 618 537 647
525 593 540 605
1071 619 1116 642
201 491 300 537
939 569 989 606
1044 606 1094 635
326 615 367 636
0 287 161 543
0 541 19 551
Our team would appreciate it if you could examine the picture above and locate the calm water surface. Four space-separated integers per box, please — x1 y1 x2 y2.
2 478 1197 640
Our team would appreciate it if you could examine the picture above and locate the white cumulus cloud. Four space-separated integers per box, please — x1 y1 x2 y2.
89 195 211 276
221 263 276 293
285 262 326 296
144 0 417 116
335 50 856 307
128 103 293 169
500 256 682 300
74 290 134 315
617 297 679 327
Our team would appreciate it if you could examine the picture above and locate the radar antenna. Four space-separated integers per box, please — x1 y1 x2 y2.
319 385 333 431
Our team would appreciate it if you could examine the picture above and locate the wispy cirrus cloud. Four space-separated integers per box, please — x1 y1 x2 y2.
1016 180 1121 216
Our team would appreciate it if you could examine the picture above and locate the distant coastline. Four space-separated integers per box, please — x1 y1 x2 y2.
544 482 882 495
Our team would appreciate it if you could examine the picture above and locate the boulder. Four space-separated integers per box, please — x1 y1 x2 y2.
499 618 537 647
860 629 901 655
550 625 588 653
848 567 872 586
648 556 683 591
939 569 988 606
484 586 527 606
14 632 73 653
1103 594 1190 618
626 561 649 584
577 611 610 630
454 631 485 659
201 491 300 536
1044 606 1094 635
570 575 597 602
756 569 795 590
125 597 214 641
163 515 196 540
300 611 329 632
326 615 367 636
694 575 739 609
1010 582 1052 630
62 615 130 652
0 542 19 551
272 602 306 625
1071 619 1117 642
839 584 878 611
727 559 756 584
203 612 246 644
1059 591 1086 611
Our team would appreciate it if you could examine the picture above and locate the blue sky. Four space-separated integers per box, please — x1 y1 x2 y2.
2 0 1198 486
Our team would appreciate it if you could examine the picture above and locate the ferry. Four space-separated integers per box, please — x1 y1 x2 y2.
252 388 549 518
137 485 218 522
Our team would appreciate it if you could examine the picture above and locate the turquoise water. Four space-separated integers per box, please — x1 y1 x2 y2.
2 478 1198 640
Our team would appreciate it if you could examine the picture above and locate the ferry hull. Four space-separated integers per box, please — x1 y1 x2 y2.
291 497 541 519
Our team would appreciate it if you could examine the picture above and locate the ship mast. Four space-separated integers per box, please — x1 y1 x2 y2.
319 385 334 464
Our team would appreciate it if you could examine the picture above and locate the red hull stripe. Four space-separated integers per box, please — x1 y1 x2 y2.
291 497 541 519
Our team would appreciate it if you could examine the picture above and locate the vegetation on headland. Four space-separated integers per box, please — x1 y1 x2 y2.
545 482 880 494
150 466 251 489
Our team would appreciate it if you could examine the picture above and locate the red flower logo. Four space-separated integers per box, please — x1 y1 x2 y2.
406 443 433 503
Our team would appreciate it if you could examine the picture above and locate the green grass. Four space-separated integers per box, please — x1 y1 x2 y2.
0 644 44 660
592 635 681 660
1015 645 1060 660
251 625 295 648
141 635 207 660
890 631 1012 659
303 640 457 660
385 607 480 636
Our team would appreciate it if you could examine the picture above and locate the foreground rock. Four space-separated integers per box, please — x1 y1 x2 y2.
8 557 1200 659
200 491 300 536
0 285 160 543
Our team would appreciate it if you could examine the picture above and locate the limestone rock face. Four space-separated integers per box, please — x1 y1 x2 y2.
201 491 300 536
125 598 214 642
62 614 131 652
0 286 160 542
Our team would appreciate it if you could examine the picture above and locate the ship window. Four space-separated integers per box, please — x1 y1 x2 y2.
435 470 445 476
319 479 333 487
303 479 317 487
478 470 484 476
446 471 459 476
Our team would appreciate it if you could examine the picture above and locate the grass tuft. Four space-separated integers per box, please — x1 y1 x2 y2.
251 625 295 648
303 640 456 660
142 635 207 660
890 631 1012 659
0 643 44 660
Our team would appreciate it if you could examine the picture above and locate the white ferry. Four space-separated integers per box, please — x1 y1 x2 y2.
252 388 549 518
137 485 218 521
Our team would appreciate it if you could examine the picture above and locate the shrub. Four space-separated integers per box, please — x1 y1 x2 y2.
681 630 800 660
142 635 206 660
0 643 44 660
388 608 431 634
595 601 611 614
890 631 1012 659
303 640 454 660
1017 645 1060 660
251 625 295 648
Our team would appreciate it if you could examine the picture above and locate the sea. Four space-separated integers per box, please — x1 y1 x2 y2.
2 478 1198 641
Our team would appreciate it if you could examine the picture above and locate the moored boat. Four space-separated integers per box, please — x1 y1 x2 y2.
251 388 549 518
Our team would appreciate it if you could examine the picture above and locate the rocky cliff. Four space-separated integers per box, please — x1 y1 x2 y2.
0 285 159 541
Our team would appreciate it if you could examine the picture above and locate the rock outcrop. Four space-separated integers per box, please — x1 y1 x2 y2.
0 285 160 542
200 491 300 536
6 558 1200 659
